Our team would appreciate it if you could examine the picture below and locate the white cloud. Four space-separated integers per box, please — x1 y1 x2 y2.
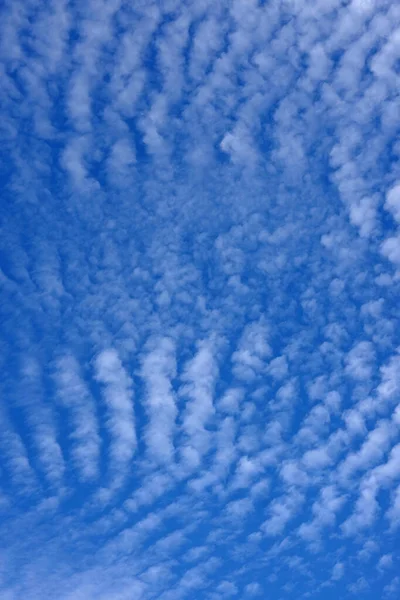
384 576 400 597
231 319 271 382
2 0 400 597
381 236 400 267
262 489 304 537
386 484 400 529
53 354 100 480
180 340 219 469
94 348 136 483
244 582 261 596
338 419 397 484
140 338 177 465
331 561 344 581
345 341 375 381
298 485 346 545
378 554 393 572
385 183 400 224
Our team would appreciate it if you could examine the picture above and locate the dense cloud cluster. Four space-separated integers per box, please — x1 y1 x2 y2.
1 0 400 598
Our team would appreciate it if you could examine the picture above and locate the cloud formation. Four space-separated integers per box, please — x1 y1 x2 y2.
1 0 400 598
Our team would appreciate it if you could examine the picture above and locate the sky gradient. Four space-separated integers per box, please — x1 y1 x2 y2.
1 0 400 599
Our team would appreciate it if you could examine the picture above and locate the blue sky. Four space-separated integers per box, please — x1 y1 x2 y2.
1 0 400 598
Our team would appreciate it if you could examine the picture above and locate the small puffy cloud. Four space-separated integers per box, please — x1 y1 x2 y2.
384 576 400 597
378 554 393 572
332 562 344 581
245 582 261 596
385 183 400 224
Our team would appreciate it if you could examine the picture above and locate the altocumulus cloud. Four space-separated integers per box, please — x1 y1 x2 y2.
1 0 400 598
